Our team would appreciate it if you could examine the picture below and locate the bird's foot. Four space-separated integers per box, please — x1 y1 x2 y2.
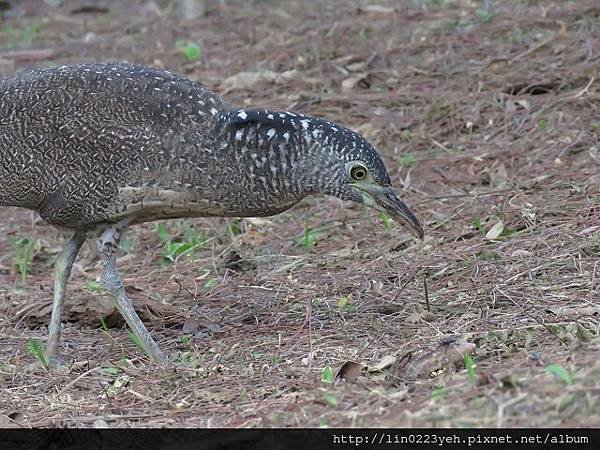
99 226 120 250
42 352 72 372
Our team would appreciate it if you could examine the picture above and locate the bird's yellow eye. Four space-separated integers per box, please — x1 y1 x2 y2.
350 164 368 181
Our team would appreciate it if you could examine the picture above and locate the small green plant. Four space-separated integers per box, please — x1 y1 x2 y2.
175 40 202 61
464 354 477 384
203 278 218 289
156 223 209 264
546 364 573 385
179 350 193 366
336 296 356 313
3 22 42 48
538 118 550 132
26 338 48 368
582 233 600 256
430 386 448 400
178 351 202 368
476 250 500 260
379 211 392 231
296 217 321 249
119 238 134 254
100 318 110 333
358 26 372 40
127 328 146 353
102 366 119 376
397 153 417 166
472 213 484 233
227 218 244 236
321 365 334 383
322 392 338 407
86 280 105 293
103 374 130 398
11 237 39 281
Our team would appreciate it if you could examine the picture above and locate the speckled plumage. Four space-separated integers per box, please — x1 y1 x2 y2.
0 61 423 364
0 62 392 231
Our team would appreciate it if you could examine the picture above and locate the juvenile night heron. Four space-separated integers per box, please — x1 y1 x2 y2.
0 62 423 365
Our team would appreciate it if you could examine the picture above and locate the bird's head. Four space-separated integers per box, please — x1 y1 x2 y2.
216 109 424 239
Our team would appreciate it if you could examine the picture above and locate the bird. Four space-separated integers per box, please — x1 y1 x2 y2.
0 62 424 366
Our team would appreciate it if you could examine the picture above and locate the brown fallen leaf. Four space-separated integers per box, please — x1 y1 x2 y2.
221 70 296 93
341 74 370 91
358 5 398 14
550 306 600 320
406 309 438 324
369 354 396 372
220 249 255 272
333 361 364 386
181 317 224 334
25 294 113 326
23 286 181 328
392 336 476 379
237 228 269 247
70 4 110 14
579 225 599 236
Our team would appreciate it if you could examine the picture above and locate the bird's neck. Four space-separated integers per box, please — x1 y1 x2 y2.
208 109 325 216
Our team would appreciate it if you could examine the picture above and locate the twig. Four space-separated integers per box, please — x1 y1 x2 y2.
60 366 103 393
423 273 430 312
569 77 595 99
0 48 58 61
509 30 561 64
392 266 422 302
496 288 569 345
356 337 377 359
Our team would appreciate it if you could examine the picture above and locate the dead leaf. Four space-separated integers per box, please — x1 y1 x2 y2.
237 229 269 247
93 419 109 428
341 74 370 91
25 294 114 326
477 372 492 386
182 317 224 334
392 337 476 379
7 412 23 422
406 309 438 324
550 306 600 319
489 162 508 188
420 311 438 322
220 249 255 272
245 218 273 227
182 318 199 333
221 70 296 92
485 221 504 240
347 61 367 72
579 225 599 235
359 5 397 14
369 354 396 372
334 361 364 385
70 4 110 14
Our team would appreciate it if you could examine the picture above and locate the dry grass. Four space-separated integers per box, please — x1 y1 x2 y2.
0 0 598 428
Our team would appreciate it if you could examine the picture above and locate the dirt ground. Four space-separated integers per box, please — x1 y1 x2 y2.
0 0 598 428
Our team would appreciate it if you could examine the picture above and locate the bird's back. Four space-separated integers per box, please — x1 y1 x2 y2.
0 62 227 229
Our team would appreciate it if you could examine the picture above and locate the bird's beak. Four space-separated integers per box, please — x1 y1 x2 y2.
359 186 424 239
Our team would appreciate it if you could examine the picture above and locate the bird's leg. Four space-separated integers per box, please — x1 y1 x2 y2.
97 228 167 364
46 233 86 367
